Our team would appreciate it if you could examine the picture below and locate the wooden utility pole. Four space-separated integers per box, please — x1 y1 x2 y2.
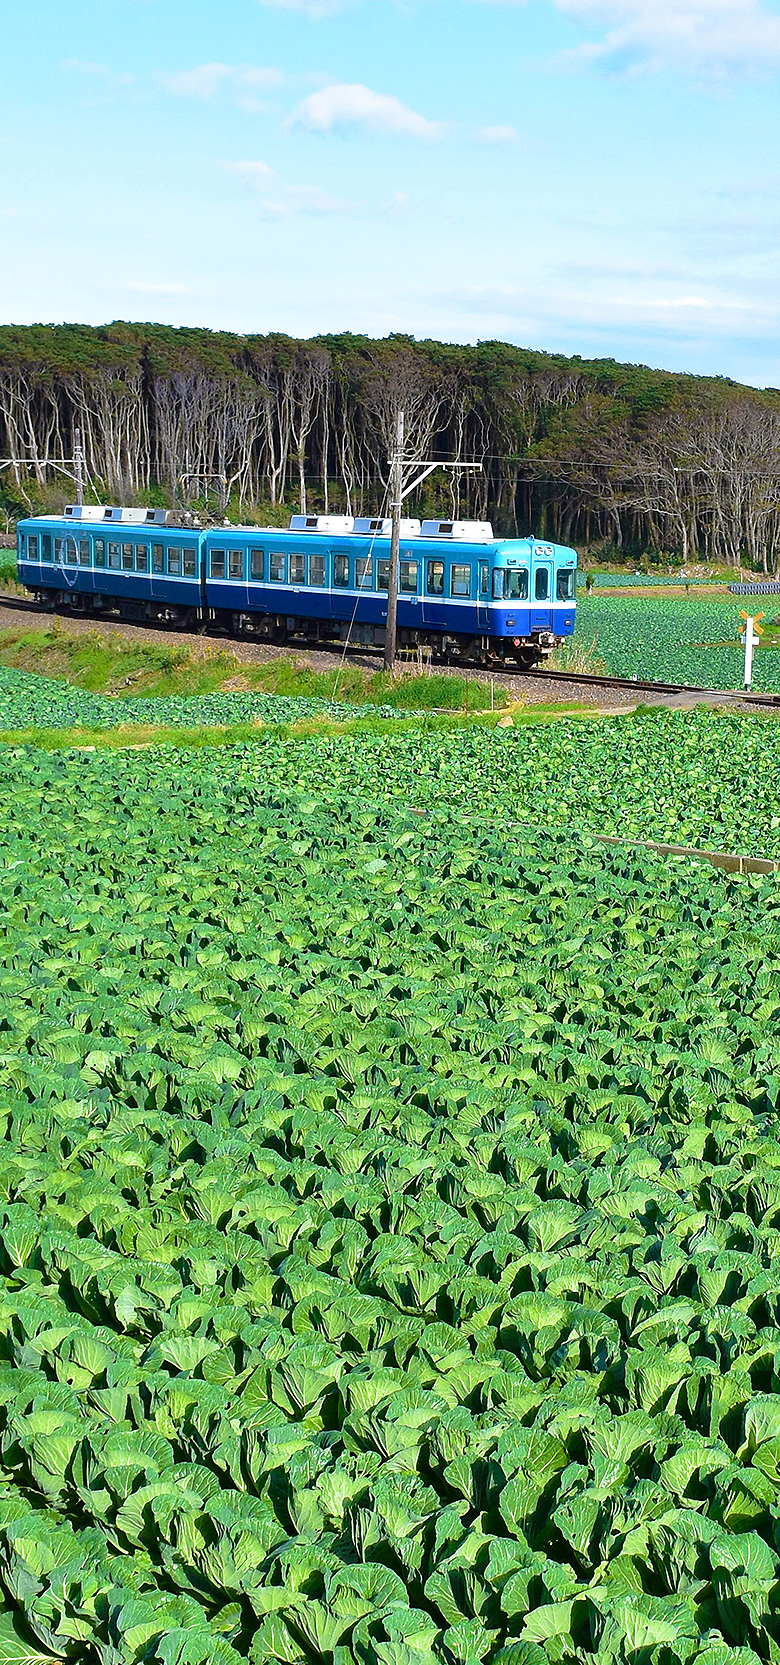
385 408 404 671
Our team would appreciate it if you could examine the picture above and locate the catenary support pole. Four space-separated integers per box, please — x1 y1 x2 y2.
74 427 84 506
385 408 404 672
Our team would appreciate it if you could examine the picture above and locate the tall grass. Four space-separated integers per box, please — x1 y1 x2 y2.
0 553 23 595
548 634 607 676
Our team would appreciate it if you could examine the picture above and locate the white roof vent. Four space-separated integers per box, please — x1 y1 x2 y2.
65 505 173 525
289 514 354 534
64 504 110 521
421 519 494 541
102 506 153 524
352 517 421 538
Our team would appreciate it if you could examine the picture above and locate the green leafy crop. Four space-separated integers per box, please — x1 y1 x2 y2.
0 665 411 731
1 741 780 1663
577 595 780 691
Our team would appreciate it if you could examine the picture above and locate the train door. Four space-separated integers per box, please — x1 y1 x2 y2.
477 559 490 630
399 553 422 628
530 559 552 631
330 547 353 620
422 557 446 627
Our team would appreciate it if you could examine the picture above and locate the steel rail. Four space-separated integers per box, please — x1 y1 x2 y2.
523 666 780 707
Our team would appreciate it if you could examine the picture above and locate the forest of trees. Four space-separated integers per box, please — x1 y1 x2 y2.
1 321 779 565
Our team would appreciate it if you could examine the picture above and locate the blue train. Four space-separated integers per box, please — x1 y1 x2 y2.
16 507 576 667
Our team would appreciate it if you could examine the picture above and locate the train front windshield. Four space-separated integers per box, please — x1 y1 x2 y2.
556 568 575 600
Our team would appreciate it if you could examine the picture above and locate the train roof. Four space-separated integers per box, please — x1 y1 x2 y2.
18 507 576 559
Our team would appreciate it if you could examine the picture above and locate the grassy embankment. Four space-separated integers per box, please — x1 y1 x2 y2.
0 624 603 748
0 622 504 708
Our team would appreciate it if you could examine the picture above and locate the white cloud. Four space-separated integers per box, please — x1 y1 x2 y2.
224 161 354 216
262 184 356 215
225 161 274 180
291 83 444 139
160 62 283 99
440 273 773 345
160 62 230 98
63 59 113 75
469 0 780 76
62 59 136 89
477 123 519 142
257 0 347 12
125 281 190 295
558 0 780 75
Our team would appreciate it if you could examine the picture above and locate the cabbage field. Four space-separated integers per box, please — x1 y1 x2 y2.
0 666 407 732
5 653 780 858
2 734 780 1665
576 597 780 691
220 710 780 858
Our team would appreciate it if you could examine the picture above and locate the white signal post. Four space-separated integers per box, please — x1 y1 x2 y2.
740 610 764 691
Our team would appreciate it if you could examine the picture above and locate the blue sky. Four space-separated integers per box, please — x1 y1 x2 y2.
2 0 780 384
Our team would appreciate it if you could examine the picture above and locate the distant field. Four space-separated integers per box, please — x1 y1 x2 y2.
576 594 780 689
578 571 731 588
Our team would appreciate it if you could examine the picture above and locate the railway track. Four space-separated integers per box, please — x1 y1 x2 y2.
528 666 780 709
1 589 778 710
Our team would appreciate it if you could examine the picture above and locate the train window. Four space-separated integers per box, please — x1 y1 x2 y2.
122 543 134 571
211 551 226 579
270 551 286 582
310 553 326 587
355 556 373 589
376 559 389 591
54 537 63 561
479 560 489 597
426 560 444 596
79 539 91 567
228 550 243 580
333 553 349 587
41 534 52 563
290 552 306 584
557 568 574 601
250 549 264 581
135 545 148 572
27 534 38 559
451 563 471 598
94 538 105 568
108 542 121 570
152 544 164 574
505 568 529 601
535 567 549 601
167 548 182 576
400 560 418 593
183 550 196 577
64 537 78 565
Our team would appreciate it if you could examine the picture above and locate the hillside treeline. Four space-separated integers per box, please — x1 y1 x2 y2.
1 322 779 565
